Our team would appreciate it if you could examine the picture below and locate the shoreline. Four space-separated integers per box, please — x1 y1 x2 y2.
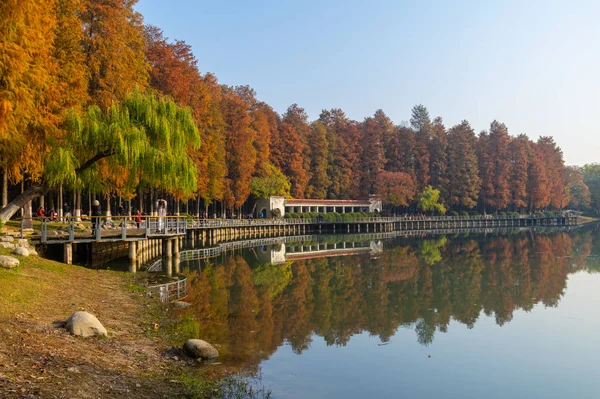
0 243 223 398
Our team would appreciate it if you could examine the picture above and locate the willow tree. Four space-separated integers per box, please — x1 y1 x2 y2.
0 90 200 222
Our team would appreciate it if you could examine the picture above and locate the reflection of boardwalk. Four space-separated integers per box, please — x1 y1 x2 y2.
148 226 573 271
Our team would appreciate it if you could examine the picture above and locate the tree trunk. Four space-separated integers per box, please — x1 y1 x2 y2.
0 183 48 224
75 191 82 221
105 193 111 219
58 185 63 218
1 168 7 209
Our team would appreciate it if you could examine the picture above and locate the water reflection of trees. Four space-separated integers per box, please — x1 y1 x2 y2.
182 228 595 367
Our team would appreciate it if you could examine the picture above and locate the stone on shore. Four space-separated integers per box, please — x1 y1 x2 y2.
183 339 219 359
12 247 30 257
16 238 30 246
65 311 107 337
0 255 19 269
0 242 16 250
0 236 15 243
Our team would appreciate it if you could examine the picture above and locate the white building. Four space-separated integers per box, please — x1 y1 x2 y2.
254 196 382 218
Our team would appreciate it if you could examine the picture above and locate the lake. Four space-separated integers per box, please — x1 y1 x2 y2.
169 225 600 398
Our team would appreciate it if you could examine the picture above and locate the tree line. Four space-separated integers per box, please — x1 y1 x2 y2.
0 0 596 223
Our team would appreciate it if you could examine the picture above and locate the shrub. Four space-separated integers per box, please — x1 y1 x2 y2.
499 212 506 216
449 210 459 217
459 210 469 217
468 211 479 216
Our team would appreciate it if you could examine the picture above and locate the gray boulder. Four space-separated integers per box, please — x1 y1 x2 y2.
16 239 30 247
0 255 19 269
0 242 16 250
65 311 107 337
12 247 30 257
183 339 219 359
0 236 14 243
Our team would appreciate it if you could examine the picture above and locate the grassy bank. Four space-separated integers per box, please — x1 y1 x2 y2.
0 242 227 398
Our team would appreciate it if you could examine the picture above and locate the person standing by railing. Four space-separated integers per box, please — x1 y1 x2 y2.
134 209 142 228
91 200 102 235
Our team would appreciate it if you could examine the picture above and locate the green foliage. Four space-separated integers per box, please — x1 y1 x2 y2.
47 89 200 197
417 186 446 215
418 237 447 265
581 164 600 215
249 163 291 199
251 262 292 298
449 210 459 216
459 210 469 217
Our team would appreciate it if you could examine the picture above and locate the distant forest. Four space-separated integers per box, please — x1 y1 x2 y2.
1 0 598 221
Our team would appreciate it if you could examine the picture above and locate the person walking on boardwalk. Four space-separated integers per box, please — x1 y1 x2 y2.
157 199 167 233
134 209 142 228
91 200 102 235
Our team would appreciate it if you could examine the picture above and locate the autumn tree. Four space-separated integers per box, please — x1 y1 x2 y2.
55 0 89 110
359 110 391 196
537 136 567 209
562 166 590 209
0 0 59 186
375 171 416 209
81 0 149 109
319 109 360 199
305 121 330 198
390 125 417 180
528 142 551 211
410 104 431 190
508 135 530 212
446 121 480 209
271 121 308 198
221 88 256 209
281 104 312 197
478 121 511 211
428 117 448 199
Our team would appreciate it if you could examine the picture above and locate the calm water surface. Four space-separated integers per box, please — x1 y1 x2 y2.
171 226 600 398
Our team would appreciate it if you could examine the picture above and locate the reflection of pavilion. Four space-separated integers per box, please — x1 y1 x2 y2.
257 240 384 265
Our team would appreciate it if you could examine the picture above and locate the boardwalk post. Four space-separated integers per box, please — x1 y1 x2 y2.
121 219 127 239
63 243 72 265
68 218 74 242
129 241 137 273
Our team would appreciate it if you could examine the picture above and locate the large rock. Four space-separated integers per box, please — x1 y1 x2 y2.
0 242 16 250
0 255 19 269
12 247 30 257
16 239 30 247
183 339 219 359
65 311 107 338
0 236 14 243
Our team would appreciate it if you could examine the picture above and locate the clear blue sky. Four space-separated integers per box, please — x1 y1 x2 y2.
136 0 600 165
